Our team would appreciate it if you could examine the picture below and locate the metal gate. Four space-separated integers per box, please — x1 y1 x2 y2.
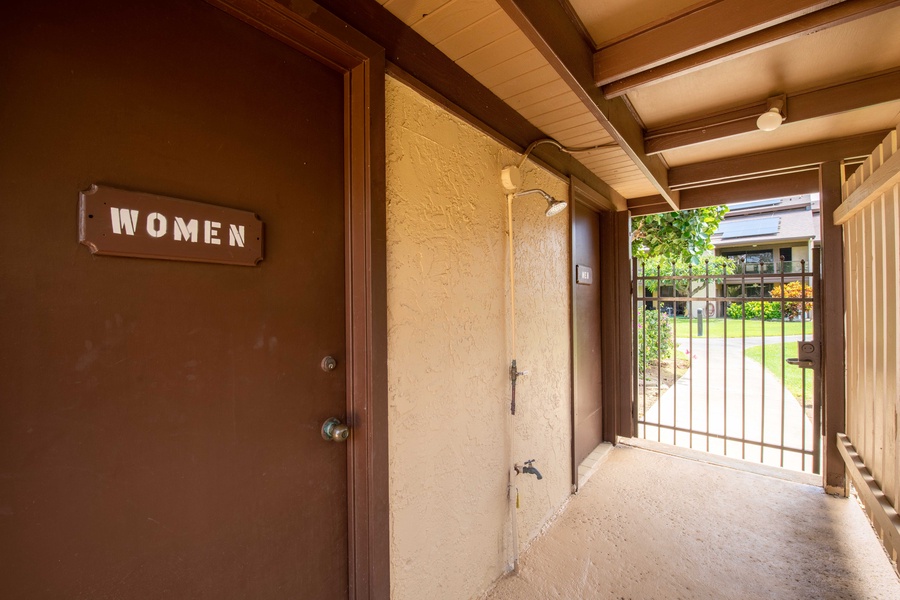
632 250 822 473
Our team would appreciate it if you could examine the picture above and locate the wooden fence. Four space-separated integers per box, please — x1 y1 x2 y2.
834 126 900 562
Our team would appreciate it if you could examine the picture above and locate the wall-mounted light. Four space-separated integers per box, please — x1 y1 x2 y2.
500 166 568 217
757 95 787 132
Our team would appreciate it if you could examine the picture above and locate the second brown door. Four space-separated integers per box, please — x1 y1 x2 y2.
572 202 604 470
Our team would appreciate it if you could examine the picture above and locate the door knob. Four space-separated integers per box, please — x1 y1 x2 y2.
321 417 349 442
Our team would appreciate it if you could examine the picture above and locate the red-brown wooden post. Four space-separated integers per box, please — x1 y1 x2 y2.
820 161 847 494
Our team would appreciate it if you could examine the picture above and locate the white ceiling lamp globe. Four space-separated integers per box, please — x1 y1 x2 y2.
757 107 784 132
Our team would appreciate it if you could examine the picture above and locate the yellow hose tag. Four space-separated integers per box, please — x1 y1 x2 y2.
516 492 520 509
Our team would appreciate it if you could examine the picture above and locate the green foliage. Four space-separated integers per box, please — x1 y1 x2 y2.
725 283 815 321
726 302 745 319
763 301 782 321
636 308 673 374
726 301 783 320
639 254 738 297
632 206 729 264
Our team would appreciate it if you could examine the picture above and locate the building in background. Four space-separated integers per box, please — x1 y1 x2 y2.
711 195 820 316
715 195 820 272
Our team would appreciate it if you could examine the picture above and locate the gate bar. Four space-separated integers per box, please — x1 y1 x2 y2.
632 256 821 473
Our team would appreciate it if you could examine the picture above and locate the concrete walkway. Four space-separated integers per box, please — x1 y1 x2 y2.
483 446 900 600
642 335 815 472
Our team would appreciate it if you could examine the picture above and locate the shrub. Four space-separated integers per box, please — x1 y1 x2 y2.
769 282 813 320
726 302 745 319
764 301 781 321
725 283 814 321
726 301 782 320
636 308 673 374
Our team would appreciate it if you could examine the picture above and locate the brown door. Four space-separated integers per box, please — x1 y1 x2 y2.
572 202 604 470
1 2 349 597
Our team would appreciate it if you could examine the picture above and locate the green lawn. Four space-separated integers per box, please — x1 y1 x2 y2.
745 343 814 409
673 317 813 339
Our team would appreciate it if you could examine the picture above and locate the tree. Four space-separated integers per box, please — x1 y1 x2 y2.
632 206 728 264
639 254 738 299
633 206 731 321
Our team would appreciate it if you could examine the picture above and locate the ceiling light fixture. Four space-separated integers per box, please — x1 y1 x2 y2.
757 95 787 132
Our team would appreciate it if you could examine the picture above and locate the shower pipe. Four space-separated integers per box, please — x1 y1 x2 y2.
504 136 592 572
504 189 565 573
506 136 612 384
507 188 564 415
516 138 617 170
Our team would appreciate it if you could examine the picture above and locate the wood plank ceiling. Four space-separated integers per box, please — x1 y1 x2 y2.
377 0 650 198
377 0 900 214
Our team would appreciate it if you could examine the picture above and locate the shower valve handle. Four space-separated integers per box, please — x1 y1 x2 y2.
509 361 529 382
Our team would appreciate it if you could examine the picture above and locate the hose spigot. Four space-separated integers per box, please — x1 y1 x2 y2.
518 459 543 480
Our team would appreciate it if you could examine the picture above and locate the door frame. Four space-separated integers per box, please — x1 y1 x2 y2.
205 1 388 596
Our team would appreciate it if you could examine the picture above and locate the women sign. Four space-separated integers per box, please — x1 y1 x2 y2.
79 185 264 266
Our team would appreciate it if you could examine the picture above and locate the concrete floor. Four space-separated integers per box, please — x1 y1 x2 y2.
483 446 900 600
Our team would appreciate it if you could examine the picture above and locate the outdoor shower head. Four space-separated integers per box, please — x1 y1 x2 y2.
515 189 568 217
545 197 568 217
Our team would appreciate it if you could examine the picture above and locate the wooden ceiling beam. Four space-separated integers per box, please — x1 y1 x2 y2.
497 0 679 211
628 195 667 208
645 69 900 154
630 168 833 216
669 131 891 189
602 0 900 98
627 195 672 216
679 171 821 210
593 0 840 87
630 171 821 215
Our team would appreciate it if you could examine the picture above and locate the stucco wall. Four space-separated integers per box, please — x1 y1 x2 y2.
385 75 572 599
